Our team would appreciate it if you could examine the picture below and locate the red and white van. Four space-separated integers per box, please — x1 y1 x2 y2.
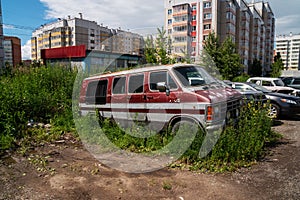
79 64 242 133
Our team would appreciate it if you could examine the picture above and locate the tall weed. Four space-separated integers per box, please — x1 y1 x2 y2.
0 65 77 150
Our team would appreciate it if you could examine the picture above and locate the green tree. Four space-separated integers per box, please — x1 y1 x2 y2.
271 52 284 77
144 27 174 65
144 35 157 64
202 32 242 80
248 59 262 77
219 37 242 80
155 27 173 65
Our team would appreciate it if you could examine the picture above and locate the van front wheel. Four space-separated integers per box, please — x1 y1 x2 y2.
171 120 200 135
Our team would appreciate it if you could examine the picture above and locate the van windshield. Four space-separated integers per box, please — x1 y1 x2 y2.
173 65 220 87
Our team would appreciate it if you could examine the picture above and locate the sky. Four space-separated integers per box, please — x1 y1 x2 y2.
2 0 300 60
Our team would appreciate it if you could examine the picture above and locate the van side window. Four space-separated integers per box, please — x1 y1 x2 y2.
86 80 107 104
113 77 126 94
129 74 144 93
149 71 177 90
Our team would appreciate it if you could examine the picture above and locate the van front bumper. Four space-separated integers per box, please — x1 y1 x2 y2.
205 120 226 133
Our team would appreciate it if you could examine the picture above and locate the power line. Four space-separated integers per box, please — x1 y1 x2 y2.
3 23 35 31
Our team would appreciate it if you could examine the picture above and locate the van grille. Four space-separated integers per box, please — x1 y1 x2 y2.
226 97 242 121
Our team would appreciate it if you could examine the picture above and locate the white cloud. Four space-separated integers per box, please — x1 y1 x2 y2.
276 14 300 35
39 0 165 35
22 40 32 60
3 24 16 30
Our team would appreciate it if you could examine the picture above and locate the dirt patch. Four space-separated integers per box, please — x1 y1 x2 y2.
1 117 300 200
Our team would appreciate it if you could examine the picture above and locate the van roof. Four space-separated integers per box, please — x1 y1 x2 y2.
84 63 201 80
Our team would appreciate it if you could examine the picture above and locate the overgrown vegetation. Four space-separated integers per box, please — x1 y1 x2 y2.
78 101 280 172
0 65 77 151
1 64 281 173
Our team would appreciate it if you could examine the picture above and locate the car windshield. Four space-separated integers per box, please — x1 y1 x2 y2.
173 65 220 87
249 83 271 93
273 79 285 86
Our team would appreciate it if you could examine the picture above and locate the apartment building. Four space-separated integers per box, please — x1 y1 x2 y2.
276 33 300 70
31 14 143 60
165 0 275 74
248 1 275 73
3 36 21 67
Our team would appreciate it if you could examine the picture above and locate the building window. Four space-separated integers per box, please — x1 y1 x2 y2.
192 26 196 31
192 5 197 10
173 25 187 32
192 15 196 21
192 36 196 41
168 29 172 34
204 2 212 8
168 19 172 25
203 35 209 41
168 9 172 15
204 24 211 30
204 13 212 19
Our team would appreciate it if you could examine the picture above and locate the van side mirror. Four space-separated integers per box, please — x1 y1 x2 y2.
157 82 170 96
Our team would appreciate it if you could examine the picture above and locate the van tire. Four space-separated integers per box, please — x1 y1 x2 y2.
170 119 200 135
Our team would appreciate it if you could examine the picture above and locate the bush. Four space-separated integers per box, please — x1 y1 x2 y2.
190 101 280 172
232 74 250 82
0 65 77 150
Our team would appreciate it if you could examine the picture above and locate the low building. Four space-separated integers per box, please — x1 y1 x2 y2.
41 45 142 74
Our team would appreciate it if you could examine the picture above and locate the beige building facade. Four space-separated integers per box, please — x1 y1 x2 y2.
31 14 143 61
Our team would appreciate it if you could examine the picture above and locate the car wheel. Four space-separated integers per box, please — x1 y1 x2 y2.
171 119 201 135
268 103 280 119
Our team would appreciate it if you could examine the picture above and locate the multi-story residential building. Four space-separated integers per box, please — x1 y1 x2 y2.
248 1 275 74
276 33 300 70
31 14 143 61
3 36 21 67
0 0 4 69
236 0 252 71
164 0 275 74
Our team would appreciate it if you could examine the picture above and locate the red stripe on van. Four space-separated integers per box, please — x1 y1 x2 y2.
80 107 205 115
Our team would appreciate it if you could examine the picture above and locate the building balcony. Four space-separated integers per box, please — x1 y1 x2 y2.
172 21 189 27
172 10 189 16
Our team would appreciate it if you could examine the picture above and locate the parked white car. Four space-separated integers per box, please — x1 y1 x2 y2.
247 77 300 97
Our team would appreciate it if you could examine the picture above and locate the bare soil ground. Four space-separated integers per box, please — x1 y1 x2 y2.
1 116 299 200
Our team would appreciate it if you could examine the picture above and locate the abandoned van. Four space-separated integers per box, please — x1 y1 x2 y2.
79 64 242 133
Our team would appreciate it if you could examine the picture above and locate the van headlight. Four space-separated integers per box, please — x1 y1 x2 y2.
236 109 239 117
280 99 297 104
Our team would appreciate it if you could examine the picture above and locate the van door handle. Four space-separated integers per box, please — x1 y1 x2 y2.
144 95 153 100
